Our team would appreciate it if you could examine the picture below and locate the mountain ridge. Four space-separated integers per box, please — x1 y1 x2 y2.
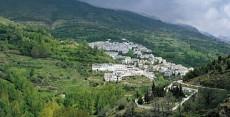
0 0 229 67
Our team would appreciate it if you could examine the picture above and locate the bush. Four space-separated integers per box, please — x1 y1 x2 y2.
31 43 50 58
118 104 125 110
137 97 144 105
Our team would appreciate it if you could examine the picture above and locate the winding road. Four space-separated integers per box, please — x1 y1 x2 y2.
135 80 227 111
135 80 199 111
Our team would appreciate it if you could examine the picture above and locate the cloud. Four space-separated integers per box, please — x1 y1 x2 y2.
81 0 230 39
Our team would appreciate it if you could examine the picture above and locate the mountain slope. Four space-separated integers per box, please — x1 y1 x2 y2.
0 0 230 67
0 17 125 116
184 56 230 90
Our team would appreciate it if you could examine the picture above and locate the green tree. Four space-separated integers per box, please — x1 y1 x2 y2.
31 42 50 58
53 107 89 117
216 64 223 73
125 49 135 58
227 59 230 69
40 102 60 117
137 97 144 105
144 90 151 103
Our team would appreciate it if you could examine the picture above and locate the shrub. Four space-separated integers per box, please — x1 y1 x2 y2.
137 97 144 105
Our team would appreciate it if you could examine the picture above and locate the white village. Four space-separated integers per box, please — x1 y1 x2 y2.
89 40 202 112
89 39 194 82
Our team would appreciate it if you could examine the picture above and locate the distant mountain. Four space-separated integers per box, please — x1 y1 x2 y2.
201 31 217 39
184 56 230 90
0 0 230 67
218 36 230 43
200 31 230 43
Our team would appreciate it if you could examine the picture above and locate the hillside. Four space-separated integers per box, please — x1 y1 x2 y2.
179 56 230 117
0 17 163 117
0 0 229 67
0 17 128 116
184 56 230 90
207 97 230 117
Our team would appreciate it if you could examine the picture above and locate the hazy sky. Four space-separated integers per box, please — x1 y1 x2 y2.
81 0 230 39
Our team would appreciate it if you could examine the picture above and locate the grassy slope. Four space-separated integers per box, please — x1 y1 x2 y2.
0 0 229 67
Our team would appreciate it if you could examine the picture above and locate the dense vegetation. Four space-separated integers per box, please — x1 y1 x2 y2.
0 17 129 116
184 55 230 90
0 0 229 67
181 56 230 116
0 0 229 116
181 88 229 117
207 97 230 116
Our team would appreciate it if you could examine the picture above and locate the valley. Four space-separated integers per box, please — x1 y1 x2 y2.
0 0 229 117
0 0 230 67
